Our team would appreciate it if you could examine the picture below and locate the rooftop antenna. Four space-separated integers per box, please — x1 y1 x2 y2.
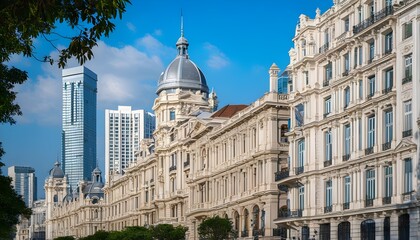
181 9 184 37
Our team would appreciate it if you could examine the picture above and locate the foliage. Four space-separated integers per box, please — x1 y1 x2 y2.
54 237 75 240
0 156 32 239
79 230 109 240
198 216 233 240
151 224 188 240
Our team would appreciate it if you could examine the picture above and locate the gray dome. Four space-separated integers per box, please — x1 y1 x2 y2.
157 34 209 95
49 161 65 178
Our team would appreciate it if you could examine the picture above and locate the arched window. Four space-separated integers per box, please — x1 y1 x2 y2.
398 214 409 240
361 219 375 240
252 205 260 232
233 211 240 231
338 221 351 240
242 209 249 237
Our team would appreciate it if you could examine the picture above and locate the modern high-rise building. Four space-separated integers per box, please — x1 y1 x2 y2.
62 66 97 187
105 106 155 180
8 166 37 207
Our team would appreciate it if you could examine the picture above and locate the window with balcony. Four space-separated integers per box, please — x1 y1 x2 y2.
343 124 351 161
384 166 392 204
403 54 412 84
324 131 332 167
403 21 412 39
383 68 393 94
368 75 375 99
383 110 393 150
366 169 375 207
344 17 350 32
297 139 305 174
324 62 332 86
404 158 412 194
344 176 351 210
367 115 375 154
324 96 331 117
403 100 412 137
298 185 304 210
344 87 350 108
384 31 393 54
325 180 332 213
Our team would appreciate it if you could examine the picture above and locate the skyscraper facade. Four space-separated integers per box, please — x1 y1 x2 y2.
62 66 97 187
8 166 37 207
105 106 155 180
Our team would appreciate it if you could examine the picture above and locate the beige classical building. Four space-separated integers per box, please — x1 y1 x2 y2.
274 0 420 239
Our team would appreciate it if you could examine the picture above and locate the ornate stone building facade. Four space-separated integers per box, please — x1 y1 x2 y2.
274 0 420 239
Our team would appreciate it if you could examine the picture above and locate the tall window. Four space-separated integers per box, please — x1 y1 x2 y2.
369 41 375 62
320 223 331 240
367 115 375 148
325 131 332 163
354 48 358 68
358 118 362 150
344 87 350 108
325 180 332 212
359 79 363 100
295 104 305 127
298 185 305 210
399 214 410 240
384 68 393 92
404 55 412 81
344 53 350 74
384 166 393 202
366 169 376 206
403 21 413 39
338 221 351 240
384 217 390 240
325 62 333 82
384 110 393 145
361 219 376 240
324 96 331 117
169 110 175 121
403 100 412 136
297 139 305 173
344 124 351 157
368 75 375 98
384 31 393 54
404 158 412 193
304 71 309 85
344 17 350 32
358 46 363 65
344 176 351 207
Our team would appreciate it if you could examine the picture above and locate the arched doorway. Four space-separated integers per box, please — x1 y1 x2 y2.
252 205 260 236
338 221 350 240
361 219 375 240
242 209 249 237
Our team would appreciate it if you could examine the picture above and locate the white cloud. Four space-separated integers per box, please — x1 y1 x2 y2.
15 36 171 125
153 29 162 36
126 22 136 32
203 43 230 69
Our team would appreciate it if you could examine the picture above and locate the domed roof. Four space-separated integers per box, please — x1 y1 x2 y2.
156 28 209 95
49 161 65 179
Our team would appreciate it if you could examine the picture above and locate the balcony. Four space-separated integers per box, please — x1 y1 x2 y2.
323 112 330 119
323 80 330 87
324 160 332 167
343 202 350 210
402 76 412 85
382 196 391 205
183 160 190 168
278 209 289 218
402 129 412 138
353 6 394 34
382 142 391 151
365 147 374 155
241 230 249 238
291 209 303 217
382 86 392 94
324 205 332 213
342 70 349 77
342 154 350 161
319 42 329 54
384 48 393 55
275 170 289 181
252 229 263 237
169 165 177 172
367 92 374 100
295 166 304 175
365 198 374 207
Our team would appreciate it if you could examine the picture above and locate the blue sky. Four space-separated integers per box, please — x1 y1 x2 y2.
0 0 334 198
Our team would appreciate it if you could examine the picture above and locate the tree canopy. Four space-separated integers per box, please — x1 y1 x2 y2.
198 215 234 240
0 0 130 237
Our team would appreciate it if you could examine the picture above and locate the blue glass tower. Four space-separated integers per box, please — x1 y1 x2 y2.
62 66 97 187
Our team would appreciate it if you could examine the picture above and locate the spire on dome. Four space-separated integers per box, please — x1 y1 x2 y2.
176 10 189 57
181 9 184 37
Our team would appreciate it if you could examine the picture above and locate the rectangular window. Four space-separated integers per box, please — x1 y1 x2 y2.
366 169 376 200
359 79 363 100
298 140 305 168
403 21 413 39
369 41 375 62
384 110 393 144
298 185 305 210
326 180 332 207
344 53 350 74
325 62 333 82
368 75 375 98
384 68 393 92
344 87 350 108
324 97 331 116
354 48 358 68
304 71 309 85
403 100 412 133
384 166 393 198
358 118 362 150
344 176 351 204
358 46 363 65
404 158 412 193
325 131 332 162
295 104 305 127
344 124 351 156
385 32 393 54
367 116 376 148
169 110 175 121
344 17 350 32
405 55 412 79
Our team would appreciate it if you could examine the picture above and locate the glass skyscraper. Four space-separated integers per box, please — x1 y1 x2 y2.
62 66 97 187
8 166 37 207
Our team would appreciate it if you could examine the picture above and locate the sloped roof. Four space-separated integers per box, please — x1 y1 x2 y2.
211 104 248 118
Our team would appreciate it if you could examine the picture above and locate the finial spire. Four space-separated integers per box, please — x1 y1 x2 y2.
181 9 184 37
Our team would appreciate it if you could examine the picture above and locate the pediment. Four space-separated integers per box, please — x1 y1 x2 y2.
394 138 417 152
